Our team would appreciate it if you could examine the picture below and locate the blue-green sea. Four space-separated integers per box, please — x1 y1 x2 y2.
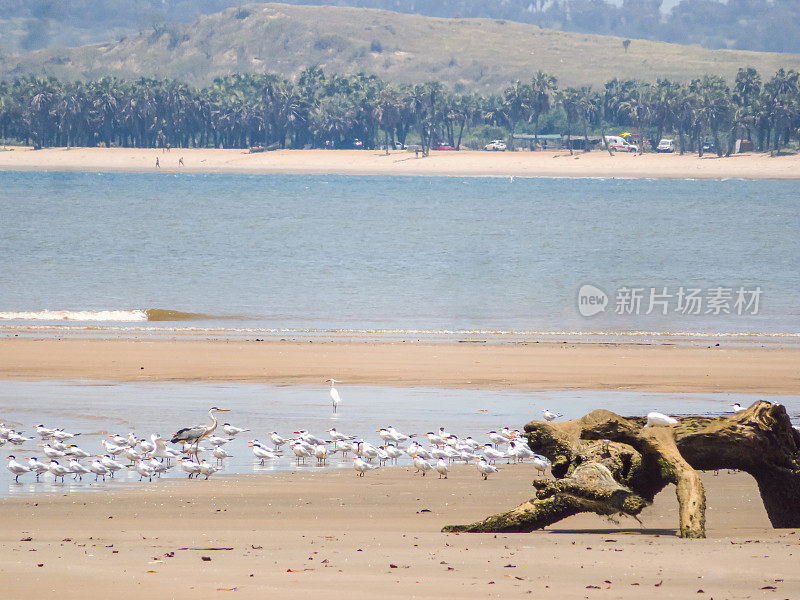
0 171 798 341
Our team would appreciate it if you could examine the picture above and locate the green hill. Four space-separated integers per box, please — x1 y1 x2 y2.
2 2 800 90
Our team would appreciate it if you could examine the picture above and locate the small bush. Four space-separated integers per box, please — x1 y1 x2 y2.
370 39 383 53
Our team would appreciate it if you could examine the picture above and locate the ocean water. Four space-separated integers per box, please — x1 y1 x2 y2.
0 171 798 340
2 380 796 496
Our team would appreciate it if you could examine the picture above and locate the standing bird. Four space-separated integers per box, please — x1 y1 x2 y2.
27 457 49 480
212 445 233 464
171 407 230 459
47 460 70 483
731 403 746 413
475 457 499 480
99 455 124 477
435 458 449 479
248 441 278 464
221 423 250 437
88 459 109 482
412 455 433 476
353 457 378 477
6 455 30 482
326 378 342 412
198 460 219 479
266 432 287 451
178 458 202 478
541 409 563 422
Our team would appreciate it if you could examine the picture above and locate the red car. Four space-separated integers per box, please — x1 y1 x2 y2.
433 144 456 150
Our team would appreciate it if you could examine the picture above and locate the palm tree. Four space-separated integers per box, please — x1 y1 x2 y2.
500 80 532 150
530 71 557 149
558 88 583 155
763 68 799 156
690 75 732 157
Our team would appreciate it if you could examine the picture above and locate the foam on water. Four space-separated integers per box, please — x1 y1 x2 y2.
0 308 235 322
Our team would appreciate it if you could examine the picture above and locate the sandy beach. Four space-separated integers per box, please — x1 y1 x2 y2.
0 466 795 599
0 340 797 597
1 146 800 179
0 337 797 394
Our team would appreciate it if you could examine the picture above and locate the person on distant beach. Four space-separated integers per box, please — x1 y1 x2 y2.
178 157 184 167
155 157 160 168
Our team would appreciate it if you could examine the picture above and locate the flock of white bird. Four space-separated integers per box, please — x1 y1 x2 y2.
5 378 747 489
2 413 551 486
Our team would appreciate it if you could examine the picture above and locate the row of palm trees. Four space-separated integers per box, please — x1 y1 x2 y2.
1 66 798 155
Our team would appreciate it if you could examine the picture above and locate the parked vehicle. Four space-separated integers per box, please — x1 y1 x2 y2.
702 141 717 153
484 140 507 151
603 136 638 153
338 138 364 149
433 144 456 150
656 139 676 153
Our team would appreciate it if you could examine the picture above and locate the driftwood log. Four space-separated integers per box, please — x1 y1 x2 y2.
443 401 800 538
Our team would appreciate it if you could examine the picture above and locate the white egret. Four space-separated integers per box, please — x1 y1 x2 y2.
326 378 342 412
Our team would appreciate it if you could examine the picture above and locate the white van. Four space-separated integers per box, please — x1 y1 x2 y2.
603 136 638 153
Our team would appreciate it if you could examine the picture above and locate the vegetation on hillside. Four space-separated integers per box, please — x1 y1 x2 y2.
2 4 800 90
3 0 800 54
2 66 798 157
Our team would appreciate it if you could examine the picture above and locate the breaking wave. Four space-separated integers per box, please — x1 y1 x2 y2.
0 309 229 322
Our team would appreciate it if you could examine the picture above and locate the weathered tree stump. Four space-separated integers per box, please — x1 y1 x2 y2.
443 401 800 538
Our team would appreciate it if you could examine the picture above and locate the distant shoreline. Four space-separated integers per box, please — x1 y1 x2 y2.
1 146 800 180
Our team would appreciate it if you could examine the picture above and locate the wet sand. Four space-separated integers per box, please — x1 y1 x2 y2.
0 337 797 394
1 146 800 179
0 467 795 599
